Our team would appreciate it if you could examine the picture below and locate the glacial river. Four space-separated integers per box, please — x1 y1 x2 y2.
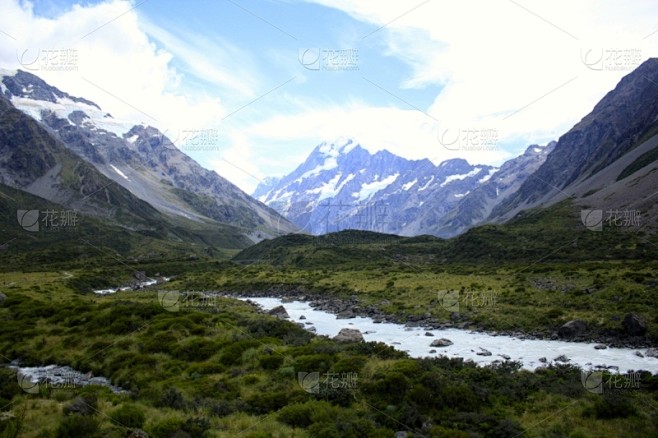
242 297 658 374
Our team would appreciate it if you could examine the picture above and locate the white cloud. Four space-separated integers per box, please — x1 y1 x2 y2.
0 0 231 141
302 0 658 154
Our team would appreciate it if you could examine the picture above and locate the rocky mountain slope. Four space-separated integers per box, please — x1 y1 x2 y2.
0 69 298 241
491 58 658 229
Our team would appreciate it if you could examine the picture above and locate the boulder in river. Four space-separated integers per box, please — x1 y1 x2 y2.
333 328 364 343
336 310 356 319
538 357 547 363
622 313 646 336
299 315 306 320
554 354 570 363
267 305 289 319
593 344 607 350
430 338 453 347
557 320 587 338
424 332 434 337
476 348 492 356
645 348 658 358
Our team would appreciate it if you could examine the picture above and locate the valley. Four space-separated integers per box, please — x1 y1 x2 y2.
1 5 658 436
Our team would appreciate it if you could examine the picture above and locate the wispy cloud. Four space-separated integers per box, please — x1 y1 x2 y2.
141 18 260 98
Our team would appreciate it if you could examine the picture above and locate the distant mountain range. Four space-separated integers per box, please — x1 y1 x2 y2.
0 69 298 260
255 58 658 237
253 138 554 237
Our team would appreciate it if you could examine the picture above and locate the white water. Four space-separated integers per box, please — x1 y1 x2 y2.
243 297 658 374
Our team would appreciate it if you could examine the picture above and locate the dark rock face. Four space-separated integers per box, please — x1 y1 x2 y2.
492 58 658 219
558 320 587 338
622 313 646 336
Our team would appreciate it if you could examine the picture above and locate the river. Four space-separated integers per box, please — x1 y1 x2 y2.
242 297 658 374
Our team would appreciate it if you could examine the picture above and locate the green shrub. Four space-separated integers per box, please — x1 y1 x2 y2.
56 414 100 438
294 354 333 374
158 387 186 410
219 339 260 366
149 418 185 438
278 401 328 428
259 354 284 370
246 390 290 414
174 338 218 362
110 403 145 429
332 356 366 374
593 392 636 419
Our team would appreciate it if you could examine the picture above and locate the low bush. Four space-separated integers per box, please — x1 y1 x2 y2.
110 403 145 429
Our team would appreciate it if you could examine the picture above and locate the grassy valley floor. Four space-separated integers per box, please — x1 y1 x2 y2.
1 257 657 437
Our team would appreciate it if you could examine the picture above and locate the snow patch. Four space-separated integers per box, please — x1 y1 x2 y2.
356 173 399 201
440 167 482 188
307 173 344 201
110 164 130 181
478 168 498 184
418 176 434 191
340 139 357 154
10 95 137 136
402 179 418 191
454 191 470 198
296 157 338 182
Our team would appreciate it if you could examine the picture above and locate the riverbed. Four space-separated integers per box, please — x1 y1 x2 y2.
242 297 658 374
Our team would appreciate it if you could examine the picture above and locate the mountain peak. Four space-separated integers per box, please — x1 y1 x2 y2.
1 69 100 109
315 137 361 156
522 141 556 156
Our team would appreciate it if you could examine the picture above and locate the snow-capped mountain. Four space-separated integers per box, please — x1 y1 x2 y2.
254 138 501 236
0 69 297 241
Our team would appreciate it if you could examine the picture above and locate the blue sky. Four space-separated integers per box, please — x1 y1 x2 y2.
2 0 658 192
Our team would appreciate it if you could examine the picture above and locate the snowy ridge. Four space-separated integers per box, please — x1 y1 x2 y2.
253 139 502 236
